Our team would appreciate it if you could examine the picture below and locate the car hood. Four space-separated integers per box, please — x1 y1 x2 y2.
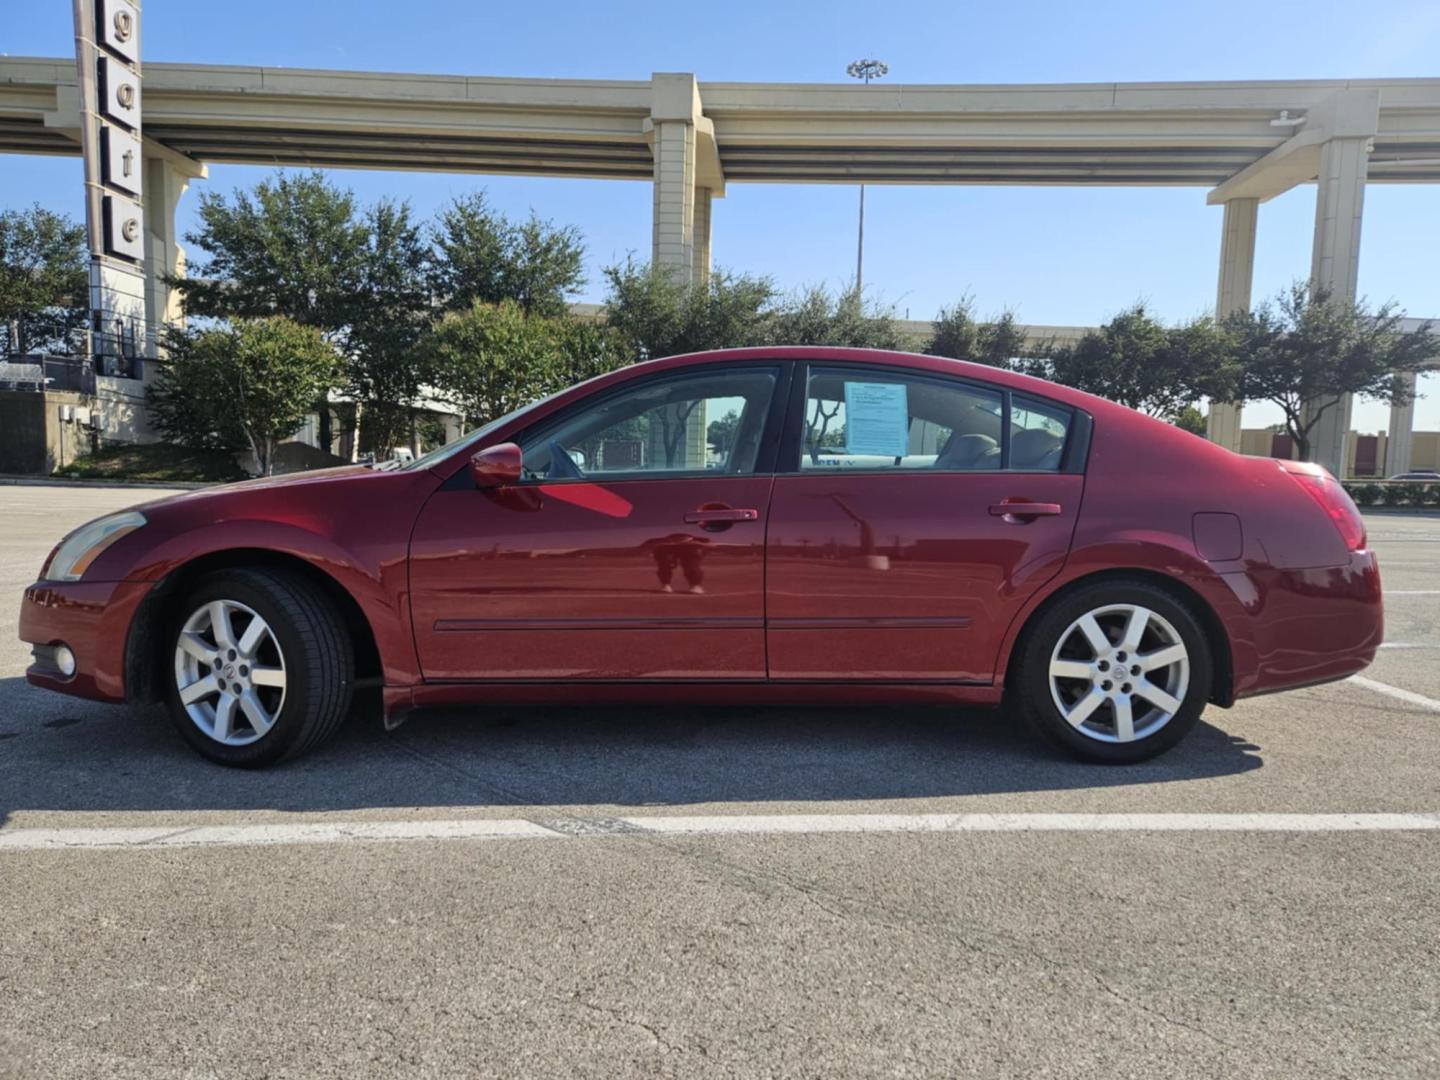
127 464 401 516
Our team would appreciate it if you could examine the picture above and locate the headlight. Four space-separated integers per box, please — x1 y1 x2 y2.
44 511 147 582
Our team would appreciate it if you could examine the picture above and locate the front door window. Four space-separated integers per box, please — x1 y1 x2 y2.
521 369 779 482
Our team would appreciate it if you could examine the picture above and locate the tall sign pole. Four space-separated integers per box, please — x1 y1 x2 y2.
73 0 146 377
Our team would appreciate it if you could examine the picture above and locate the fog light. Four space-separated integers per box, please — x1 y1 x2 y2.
54 645 77 678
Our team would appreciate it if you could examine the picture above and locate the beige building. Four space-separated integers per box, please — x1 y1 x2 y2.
1240 427 1439 477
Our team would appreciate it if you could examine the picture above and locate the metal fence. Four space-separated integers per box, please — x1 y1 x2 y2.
0 355 99 394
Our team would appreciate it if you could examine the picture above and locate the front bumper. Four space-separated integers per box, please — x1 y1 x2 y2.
18 579 155 703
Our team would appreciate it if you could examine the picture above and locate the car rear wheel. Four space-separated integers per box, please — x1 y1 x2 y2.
165 568 353 767
1014 580 1212 763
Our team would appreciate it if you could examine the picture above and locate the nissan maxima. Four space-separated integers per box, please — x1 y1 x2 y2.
19 347 1383 766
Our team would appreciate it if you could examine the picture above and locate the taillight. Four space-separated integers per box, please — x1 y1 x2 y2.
1280 462 1366 551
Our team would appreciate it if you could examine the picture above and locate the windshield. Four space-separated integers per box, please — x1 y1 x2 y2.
405 364 644 472
404 393 560 472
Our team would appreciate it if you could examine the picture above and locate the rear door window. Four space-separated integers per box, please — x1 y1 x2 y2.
800 367 1005 471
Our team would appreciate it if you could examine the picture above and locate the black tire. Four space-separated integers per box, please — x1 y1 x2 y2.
163 568 354 767
1012 579 1213 763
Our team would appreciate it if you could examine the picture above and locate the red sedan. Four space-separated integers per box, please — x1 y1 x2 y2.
19 347 1382 766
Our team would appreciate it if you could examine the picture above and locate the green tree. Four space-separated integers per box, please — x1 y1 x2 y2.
927 298 1029 367
1035 305 1233 421
347 199 434 458
765 285 907 349
430 192 585 316
173 172 443 456
502 214 587 317
172 171 367 330
0 205 87 354
1173 404 1208 435
602 259 775 359
149 318 343 475
551 316 633 387
1223 283 1435 463
423 300 628 428
147 329 248 454
170 171 369 452
706 409 742 458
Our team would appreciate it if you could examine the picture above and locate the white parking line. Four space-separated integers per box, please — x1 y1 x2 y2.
1348 675 1440 713
2 813 1438 852
1385 590 1440 596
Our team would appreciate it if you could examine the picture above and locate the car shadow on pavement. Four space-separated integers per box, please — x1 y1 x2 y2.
0 677 1263 822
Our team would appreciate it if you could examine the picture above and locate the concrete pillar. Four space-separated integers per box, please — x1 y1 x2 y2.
1386 369 1418 476
651 118 696 279
143 153 192 353
692 186 712 288
1206 197 1257 451
648 73 723 287
1310 137 1369 301
1305 134 1371 477
648 73 703 282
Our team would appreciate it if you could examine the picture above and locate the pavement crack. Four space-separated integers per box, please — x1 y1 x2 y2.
1086 969 1242 1055
637 836 1362 1078
564 996 690 1055
381 733 535 806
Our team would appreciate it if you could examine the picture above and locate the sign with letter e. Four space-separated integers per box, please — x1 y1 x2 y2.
103 193 145 261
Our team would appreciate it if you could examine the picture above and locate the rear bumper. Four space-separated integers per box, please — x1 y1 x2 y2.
17 579 154 704
1227 550 1383 700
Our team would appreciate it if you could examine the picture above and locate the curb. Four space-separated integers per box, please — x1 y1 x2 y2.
0 475 212 490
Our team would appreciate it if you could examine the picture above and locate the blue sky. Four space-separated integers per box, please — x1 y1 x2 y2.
4 0 1437 431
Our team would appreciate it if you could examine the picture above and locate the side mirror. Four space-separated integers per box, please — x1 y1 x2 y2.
469 442 523 489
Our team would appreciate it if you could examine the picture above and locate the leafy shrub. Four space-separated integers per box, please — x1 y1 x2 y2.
1345 483 1382 507
1346 481 1440 509
1382 483 1412 507
149 318 343 475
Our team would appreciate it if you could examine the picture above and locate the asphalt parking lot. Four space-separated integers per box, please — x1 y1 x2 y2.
1 483 1437 1079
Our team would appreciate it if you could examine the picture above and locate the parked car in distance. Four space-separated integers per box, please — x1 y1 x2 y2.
1387 470 1440 482
20 347 1383 767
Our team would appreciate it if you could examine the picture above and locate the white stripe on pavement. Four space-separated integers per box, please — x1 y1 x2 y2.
631 813 1440 835
0 819 556 851
1348 675 1440 713
1384 590 1440 596
1 813 1438 851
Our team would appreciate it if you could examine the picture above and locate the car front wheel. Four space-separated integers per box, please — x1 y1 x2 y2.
1014 581 1212 763
165 568 354 767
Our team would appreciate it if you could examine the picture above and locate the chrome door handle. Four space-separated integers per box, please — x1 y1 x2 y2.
989 501 1062 520
685 508 759 525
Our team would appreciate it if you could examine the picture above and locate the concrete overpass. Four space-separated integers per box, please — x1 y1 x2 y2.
2 57 1438 474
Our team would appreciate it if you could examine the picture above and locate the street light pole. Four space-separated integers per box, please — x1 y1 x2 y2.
856 178 866 295
846 59 887 296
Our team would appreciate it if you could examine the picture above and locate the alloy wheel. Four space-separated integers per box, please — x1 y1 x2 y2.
1047 603 1190 744
173 599 288 746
